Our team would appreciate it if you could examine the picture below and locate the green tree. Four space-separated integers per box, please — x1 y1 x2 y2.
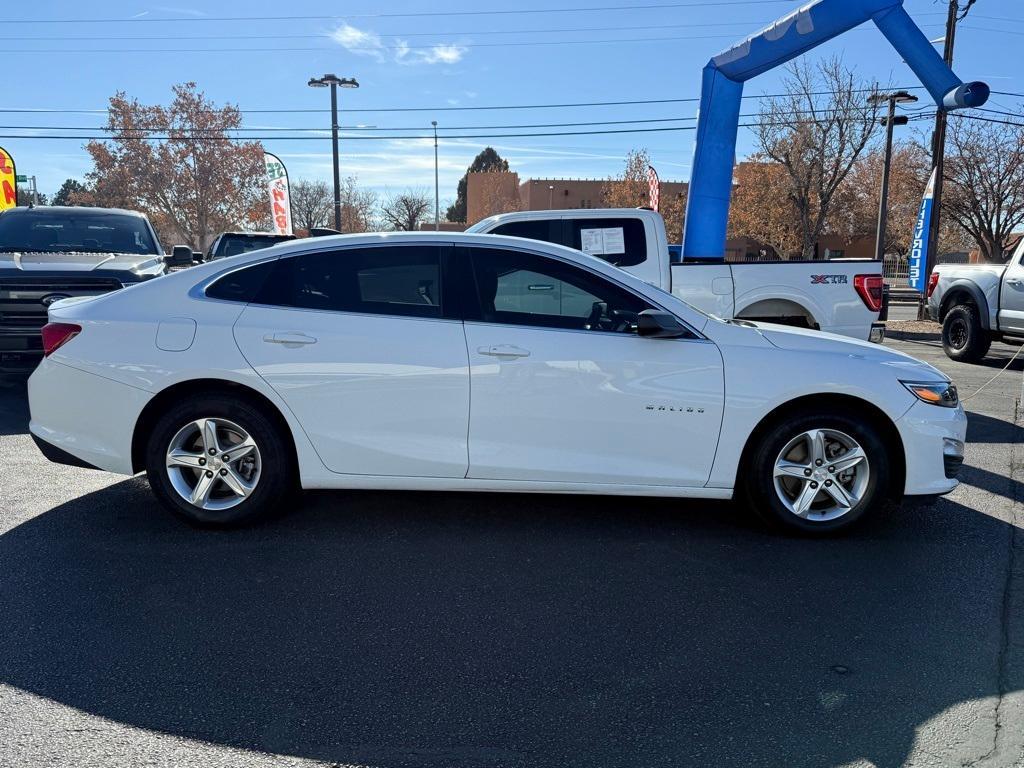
447 147 509 223
52 178 86 206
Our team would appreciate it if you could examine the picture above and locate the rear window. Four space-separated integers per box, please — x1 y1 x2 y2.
205 259 278 303
489 219 560 244
214 234 294 259
0 210 159 255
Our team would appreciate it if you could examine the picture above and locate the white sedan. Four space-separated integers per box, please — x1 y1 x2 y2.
28 232 966 535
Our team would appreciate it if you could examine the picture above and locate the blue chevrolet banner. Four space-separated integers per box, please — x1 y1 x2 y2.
909 168 937 292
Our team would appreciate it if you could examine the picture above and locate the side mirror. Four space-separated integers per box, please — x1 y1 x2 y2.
636 309 689 339
192 250 204 263
165 245 194 267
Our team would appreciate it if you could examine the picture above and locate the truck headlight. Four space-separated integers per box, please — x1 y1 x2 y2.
902 380 959 408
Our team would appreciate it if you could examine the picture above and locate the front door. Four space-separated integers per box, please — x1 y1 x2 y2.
998 241 1024 332
233 244 470 478
460 245 725 487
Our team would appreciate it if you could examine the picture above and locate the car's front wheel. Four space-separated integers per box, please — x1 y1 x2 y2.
145 394 294 526
743 410 890 535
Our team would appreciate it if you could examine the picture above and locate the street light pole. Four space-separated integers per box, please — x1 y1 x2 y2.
869 90 917 263
432 121 439 231
308 74 359 232
329 82 342 231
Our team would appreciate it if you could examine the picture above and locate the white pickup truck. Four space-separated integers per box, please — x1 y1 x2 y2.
927 237 1024 362
468 208 886 342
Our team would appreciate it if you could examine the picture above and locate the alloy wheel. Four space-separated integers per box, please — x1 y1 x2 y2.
772 428 869 522
165 417 262 511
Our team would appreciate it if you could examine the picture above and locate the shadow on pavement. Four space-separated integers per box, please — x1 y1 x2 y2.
0 479 1017 768
0 377 29 437
967 410 1024 444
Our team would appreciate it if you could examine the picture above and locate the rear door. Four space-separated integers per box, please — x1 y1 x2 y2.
232 243 470 478
460 244 725 487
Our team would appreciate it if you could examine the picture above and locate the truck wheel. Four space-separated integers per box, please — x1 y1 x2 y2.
942 304 990 363
145 394 294 527
742 409 890 536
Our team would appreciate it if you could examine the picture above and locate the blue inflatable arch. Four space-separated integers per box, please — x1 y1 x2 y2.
681 0 989 260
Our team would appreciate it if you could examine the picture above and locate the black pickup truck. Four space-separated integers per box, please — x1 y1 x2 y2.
0 206 188 374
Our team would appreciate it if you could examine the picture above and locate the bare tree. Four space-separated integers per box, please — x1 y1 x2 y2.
941 112 1024 262
339 176 378 234
380 189 432 231
290 179 333 233
756 58 883 259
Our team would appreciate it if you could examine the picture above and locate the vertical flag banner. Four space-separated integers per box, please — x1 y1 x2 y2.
647 165 660 212
264 152 293 235
0 147 17 212
909 168 937 292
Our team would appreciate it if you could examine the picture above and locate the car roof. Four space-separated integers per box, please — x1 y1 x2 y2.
216 231 295 238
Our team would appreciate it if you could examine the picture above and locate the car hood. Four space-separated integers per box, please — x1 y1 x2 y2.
753 322 949 381
0 250 164 273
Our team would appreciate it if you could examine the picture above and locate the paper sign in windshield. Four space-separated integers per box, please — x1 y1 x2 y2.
580 227 625 256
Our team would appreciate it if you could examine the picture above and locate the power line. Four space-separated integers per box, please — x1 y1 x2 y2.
3 1 790 24
0 87 926 116
0 115 942 143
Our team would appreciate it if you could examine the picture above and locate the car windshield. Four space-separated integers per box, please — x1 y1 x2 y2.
215 234 293 258
0 211 159 255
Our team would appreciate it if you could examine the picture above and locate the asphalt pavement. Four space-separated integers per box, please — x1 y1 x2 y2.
0 334 1022 768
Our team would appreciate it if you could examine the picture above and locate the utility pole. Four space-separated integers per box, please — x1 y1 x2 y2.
869 90 917 262
918 0 963 319
432 121 440 231
308 74 359 232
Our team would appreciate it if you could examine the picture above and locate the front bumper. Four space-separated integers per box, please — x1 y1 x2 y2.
896 399 968 496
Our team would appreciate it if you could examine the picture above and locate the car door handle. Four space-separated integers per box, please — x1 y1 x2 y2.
263 332 317 347
477 344 531 359
1008 279 1023 287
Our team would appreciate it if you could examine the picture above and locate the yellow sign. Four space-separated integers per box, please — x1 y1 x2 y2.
0 147 16 211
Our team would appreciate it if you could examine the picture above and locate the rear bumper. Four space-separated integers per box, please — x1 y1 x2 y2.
28 358 150 475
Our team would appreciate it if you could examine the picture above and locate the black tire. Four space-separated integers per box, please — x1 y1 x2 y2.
741 409 891 536
144 393 294 527
942 304 991 363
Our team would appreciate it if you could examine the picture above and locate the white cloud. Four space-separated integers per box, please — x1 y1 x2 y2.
330 23 466 66
330 23 386 61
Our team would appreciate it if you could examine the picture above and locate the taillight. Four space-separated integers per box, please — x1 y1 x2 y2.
927 271 940 298
40 322 82 357
854 274 884 313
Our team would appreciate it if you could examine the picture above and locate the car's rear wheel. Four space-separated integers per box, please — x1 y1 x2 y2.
743 409 890 535
145 394 293 526
942 304 990 363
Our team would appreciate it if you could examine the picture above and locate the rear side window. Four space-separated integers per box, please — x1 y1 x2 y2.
566 217 647 267
205 259 278 302
489 219 560 244
256 246 444 319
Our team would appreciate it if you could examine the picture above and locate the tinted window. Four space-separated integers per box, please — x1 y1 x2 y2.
0 210 159 255
566 217 647 267
490 219 559 244
257 246 443 319
205 259 278 303
466 247 652 333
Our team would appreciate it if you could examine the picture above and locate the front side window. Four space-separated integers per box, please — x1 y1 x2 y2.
566 217 647 267
466 247 652 333
256 245 443 319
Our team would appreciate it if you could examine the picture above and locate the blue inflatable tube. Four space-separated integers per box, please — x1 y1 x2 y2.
681 0 989 260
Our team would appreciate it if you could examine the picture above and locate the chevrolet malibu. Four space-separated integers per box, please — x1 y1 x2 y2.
28 232 965 535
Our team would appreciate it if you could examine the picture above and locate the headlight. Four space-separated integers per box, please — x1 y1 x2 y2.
901 380 959 408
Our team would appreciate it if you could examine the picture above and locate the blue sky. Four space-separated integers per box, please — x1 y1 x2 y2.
2 0 1021 209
